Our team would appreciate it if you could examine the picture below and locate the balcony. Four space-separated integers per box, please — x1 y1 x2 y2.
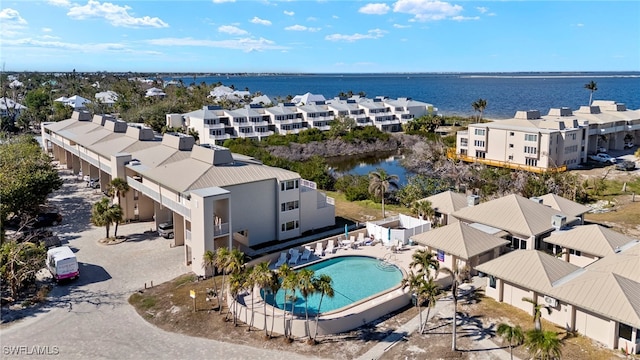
209 133 232 141
214 222 229 236
204 122 226 129
249 120 270 127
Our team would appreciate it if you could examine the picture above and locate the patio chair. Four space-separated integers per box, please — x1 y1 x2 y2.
301 248 312 261
326 240 336 254
274 252 288 267
356 233 366 246
288 251 301 265
314 242 325 257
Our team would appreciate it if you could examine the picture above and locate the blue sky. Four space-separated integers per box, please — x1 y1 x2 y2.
1 0 639 73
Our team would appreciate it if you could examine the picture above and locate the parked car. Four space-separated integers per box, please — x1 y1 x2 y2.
87 178 100 189
34 212 63 227
158 221 174 239
589 153 617 164
615 160 636 171
46 246 79 282
624 142 635 149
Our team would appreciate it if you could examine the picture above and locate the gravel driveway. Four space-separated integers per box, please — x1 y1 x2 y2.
1 170 320 360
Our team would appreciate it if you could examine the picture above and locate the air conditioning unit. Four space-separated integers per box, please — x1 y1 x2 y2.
544 295 558 307
551 214 566 231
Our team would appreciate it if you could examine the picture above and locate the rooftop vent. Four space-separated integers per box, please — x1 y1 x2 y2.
515 110 541 120
72 110 92 121
467 195 480 207
191 144 234 165
551 214 567 231
530 197 543 204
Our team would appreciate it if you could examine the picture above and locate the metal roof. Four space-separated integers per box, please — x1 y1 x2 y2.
544 224 637 257
539 193 590 217
452 194 575 238
410 222 509 260
425 190 468 215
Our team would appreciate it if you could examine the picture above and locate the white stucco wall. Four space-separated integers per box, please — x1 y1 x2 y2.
225 181 278 247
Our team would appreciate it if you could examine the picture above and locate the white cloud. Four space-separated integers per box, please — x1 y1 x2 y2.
212 0 235 3
40 34 61 40
393 0 463 22
576 23 584 27
146 37 288 52
284 10 294 16
67 0 169 28
250 17 271 26
332 15 339 19
2 37 129 52
47 0 71 7
285 25 321 32
42 27 53 32
359 3 391 15
476 6 488 14
393 23 410 28
451 16 479 21
0 8 28 25
218 25 248 35
325 29 386 42
307 17 317 22
0 8 28 37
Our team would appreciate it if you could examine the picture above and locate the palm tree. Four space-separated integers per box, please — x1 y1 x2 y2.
252 261 273 336
91 197 122 239
277 264 294 339
411 200 435 227
584 81 597 105
402 271 426 333
419 277 440 333
242 266 255 327
497 323 525 360
107 177 130 206
268 271 282 339
311 274 335 343
214 247 230 314
438 262 469 351
202 250 220 310
108 204 123 238
522 297 552 331
472 98 488 121
525 329 562 360
283 270 299 341
296 268 316 340
227 271 246 326
410 248 439 280
368 169 400 218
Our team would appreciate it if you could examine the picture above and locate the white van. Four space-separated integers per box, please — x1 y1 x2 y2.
46 246 79 282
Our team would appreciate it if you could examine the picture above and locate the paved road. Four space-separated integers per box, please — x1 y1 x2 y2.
1 172 321 360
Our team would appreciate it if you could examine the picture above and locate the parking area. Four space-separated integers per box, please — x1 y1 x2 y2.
1 168 314 360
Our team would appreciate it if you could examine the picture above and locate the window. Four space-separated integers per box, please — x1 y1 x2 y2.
524 146 537 154
281 220 299 232
280 201 299 212
282 180 298 191
509 132 514 136
460 138 468 146
525 158 538 167
475 151 486 158
569 133 577 140
489 276 496 289
474 140 485 147
474 129 486 136
508 155 513 160
525 134 538 142
619 323 633 341
569 248 582 257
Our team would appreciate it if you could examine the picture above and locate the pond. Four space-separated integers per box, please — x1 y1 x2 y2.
326 151 412 185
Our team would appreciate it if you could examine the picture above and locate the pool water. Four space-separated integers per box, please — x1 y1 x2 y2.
262 256 403 315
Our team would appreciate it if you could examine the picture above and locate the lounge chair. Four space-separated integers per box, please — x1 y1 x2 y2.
288 251 301 265
314 242 324 257
301 248 312 261
326 240 336 254
274 252 288 267
356 233 366 247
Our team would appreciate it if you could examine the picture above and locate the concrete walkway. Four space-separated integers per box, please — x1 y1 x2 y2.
357 278 521 360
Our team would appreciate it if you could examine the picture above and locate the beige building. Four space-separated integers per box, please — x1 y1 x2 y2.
41 111 335 276
455 100 640 172
476 243 640 354
456 108 588 171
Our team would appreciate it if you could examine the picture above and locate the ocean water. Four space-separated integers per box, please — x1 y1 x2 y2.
170 72 640 119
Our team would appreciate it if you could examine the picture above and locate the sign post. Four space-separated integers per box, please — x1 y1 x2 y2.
190 290 196 312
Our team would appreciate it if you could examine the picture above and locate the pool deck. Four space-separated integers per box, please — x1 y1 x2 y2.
235 237 451 338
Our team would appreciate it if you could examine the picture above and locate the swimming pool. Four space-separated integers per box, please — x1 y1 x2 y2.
262 255 403 316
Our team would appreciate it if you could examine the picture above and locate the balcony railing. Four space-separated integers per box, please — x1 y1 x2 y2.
214 222 229 236
447 148 567 174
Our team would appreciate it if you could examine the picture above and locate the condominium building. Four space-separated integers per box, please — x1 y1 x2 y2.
168 94 438 146
455 101 640 172
41 111 335 276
